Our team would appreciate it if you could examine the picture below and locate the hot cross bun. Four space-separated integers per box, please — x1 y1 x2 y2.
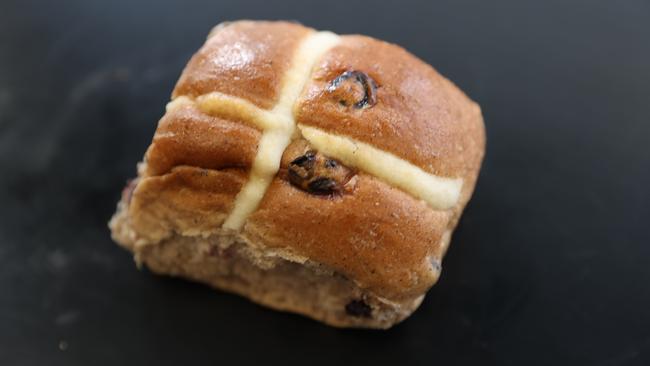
109 20 485 328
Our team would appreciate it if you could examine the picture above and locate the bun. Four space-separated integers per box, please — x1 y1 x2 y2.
109 20 485 328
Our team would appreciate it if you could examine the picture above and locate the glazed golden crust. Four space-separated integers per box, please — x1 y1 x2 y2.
144 103 261 176
296 35 484 177
115 20 486 306
173 21 311 108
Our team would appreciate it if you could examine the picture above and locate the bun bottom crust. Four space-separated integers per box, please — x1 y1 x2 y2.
109 201 424 329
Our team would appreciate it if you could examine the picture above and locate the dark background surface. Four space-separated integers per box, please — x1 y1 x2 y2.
1 0 649 365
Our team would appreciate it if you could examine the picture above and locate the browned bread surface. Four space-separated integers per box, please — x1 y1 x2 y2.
128 167 247 243
297 35 484 177
173 21 311 108
144 103 261 177
245 170 451 302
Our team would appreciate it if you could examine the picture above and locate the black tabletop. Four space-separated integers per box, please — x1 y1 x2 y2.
1 0 649 365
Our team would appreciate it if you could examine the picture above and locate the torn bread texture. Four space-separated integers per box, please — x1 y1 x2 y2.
110 200 423 329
